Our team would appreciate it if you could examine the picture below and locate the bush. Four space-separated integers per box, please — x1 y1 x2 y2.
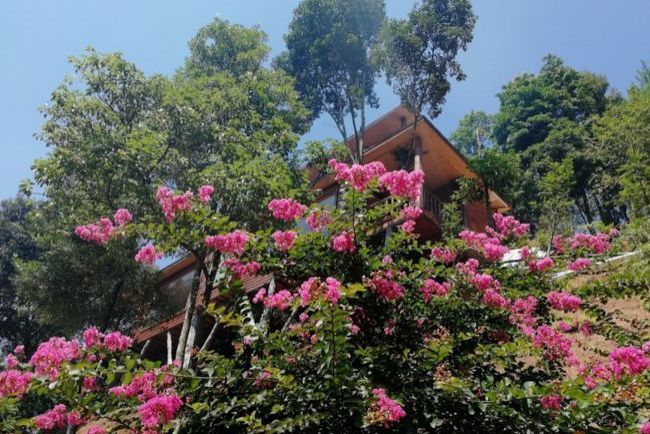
1 160 648 433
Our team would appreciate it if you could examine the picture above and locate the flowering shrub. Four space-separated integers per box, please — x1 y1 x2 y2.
1 161 648 433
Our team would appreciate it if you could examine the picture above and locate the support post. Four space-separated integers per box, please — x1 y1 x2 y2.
166 332 173 365
413 137 424 210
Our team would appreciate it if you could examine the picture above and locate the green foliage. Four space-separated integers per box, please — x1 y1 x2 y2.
280 0 386 157
537 158 575 245
375 0 476 119
449 110 495 156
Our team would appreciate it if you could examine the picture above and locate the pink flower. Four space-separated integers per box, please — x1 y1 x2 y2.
456 258 480 275
459 230 507 262
88 426 107 434
103 331 133 352
482 288 510 309
640 422 650 434
401 219 416 234
546 291 582 312
328 159 386 192
82 376 99 392
306 209 332 231
205 230 249 256
365 271 404 301
366 388 406 427
198 185 214 203
267 198 307 221
401 206 422 220
135 243 163 265
510 296 538 327
263 290 294 311
470 273 501 292
528 257 554 273
379 169 425 201
609 346 650 377
332 231 355 253
492 213 529 238
430 247 457 264
83 327 103 348
110 371 158 401
566 232 611 254
4 354 18 369
540 394 562 410
13 345 24 355
75 217 115 245
156 186 193 222
67 410 84 426
419 279 450 302
29 337 81 379
0 370 32 398
552 235 565 254
34 404 68 430
532 325 574 361
253 288 266 304
569 258 592 272
324 277 341 304
224 258 260 278
272 230 297 252
113 208 133 227
138 394 183 429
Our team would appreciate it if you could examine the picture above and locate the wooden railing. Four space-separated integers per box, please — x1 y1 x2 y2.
422 188 443 224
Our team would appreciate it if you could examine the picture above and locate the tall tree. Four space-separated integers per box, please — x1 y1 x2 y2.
279 0 386 161
22 19 311 341
375 0 475 148
450 110 495 156
487 55 611 225
591 66 650 219
0 196 57 353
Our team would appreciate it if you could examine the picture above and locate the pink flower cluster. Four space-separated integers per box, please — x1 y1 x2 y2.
482 288 510 309
568 257 592 272
328 159 386 192
492 213 529 239
34 404 83 430
365 271 405 301
539 394 562 411
510 296 538 327
532 325 574 362
272 230 297 252
297 276 342 306
419 279 451 302
135 243 164 265
267 198 307 221
306 209 332 231
223 258 260 278
83 327 132 353
205 230 249 256
546 291 582 312
378 169 425 201
156 186 193 222
198 185 214 203
113 208 133 227
0 370 32 398
528 257 554 273
609 346 650 377
138 394 183 430
367 388 406 427
258 289 294 311
29 337 81 379
87 426 106 434
332 231 355 253
401 206 422 220
75 217 115 245
110 371 160 401
430 247 457 264
566 232 611 254
459 230 508 262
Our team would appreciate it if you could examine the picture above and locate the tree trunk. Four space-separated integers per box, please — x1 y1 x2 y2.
258 276 276 330
175 255 204 365
200 316 221 352
166 332 173 365
182 313 200 369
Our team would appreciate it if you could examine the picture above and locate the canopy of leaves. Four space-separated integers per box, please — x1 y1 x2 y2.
375 0 475 118
279 0 386 144
450 110 494 156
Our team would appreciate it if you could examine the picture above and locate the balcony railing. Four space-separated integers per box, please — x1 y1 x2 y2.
421 189 443 224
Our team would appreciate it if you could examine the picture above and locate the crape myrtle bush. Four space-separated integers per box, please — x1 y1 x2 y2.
1 160 649 433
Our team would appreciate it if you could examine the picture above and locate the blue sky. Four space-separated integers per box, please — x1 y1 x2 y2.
0 0 648 200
